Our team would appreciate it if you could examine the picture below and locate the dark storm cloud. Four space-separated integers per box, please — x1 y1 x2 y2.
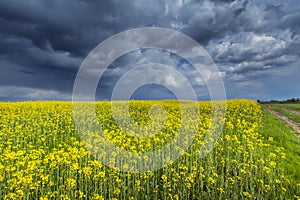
209 0 236 3
0 1 117 56
0 0 299 100
203 0 300 91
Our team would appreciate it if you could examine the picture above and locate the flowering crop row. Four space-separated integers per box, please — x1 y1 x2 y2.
0 100 298 199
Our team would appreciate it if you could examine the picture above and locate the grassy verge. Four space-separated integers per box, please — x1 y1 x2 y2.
277 104 300 112
266 104 300 125
261 103 300 112
261 108 300 197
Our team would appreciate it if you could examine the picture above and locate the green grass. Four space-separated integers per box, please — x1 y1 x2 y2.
267 103 300 113
266 103 300 112
277 104 300 112
260 108 300 195
266 104 300 125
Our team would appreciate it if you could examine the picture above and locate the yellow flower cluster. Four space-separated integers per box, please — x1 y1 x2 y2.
0 100 297 199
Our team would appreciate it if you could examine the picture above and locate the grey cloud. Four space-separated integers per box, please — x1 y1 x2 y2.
0 86 71 101
0 0 299 100
208 32 291 63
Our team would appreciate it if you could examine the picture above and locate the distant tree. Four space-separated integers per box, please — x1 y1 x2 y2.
268 100 278 104
291 98 296 103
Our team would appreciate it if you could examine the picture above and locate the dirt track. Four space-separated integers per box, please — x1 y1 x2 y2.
266 108 300 138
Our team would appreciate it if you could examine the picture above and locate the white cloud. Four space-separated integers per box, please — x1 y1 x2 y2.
164 74 179 88
209 32 289 63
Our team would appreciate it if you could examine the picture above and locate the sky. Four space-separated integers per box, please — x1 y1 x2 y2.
0 0 299 101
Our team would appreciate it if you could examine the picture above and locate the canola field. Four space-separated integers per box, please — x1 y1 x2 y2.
0 100 299 199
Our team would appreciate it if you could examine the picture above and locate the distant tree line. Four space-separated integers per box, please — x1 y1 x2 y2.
258 98 300 104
